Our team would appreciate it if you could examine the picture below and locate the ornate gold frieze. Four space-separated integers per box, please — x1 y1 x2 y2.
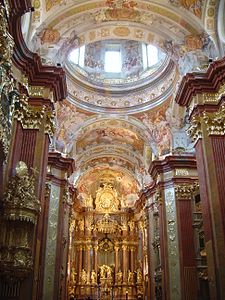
175 181 199 200
95 214 119 234
3 161 40 223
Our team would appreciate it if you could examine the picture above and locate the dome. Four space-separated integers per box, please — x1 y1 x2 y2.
66 40 167 90
65 39 177 113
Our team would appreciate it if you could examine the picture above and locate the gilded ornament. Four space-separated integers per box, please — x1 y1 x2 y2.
136 268 143 285
99 237 114 252
13 94 56 136
99 265 112 281
95 183 119 212
0 5 14 67
115 270 123 284
96 214 119 234
68 267 76 297
187 115 202 143
91 270 97 285
80 269 87 284
175 182 199 199
3 161 40 224
128 270 134 284
203 105 225 136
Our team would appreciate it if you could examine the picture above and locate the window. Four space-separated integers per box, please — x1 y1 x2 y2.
147 44 158 67
142 44 159 69
104 50 122 73
69 45 85 67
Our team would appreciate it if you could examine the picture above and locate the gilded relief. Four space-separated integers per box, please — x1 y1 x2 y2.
46 0 61 12
39 28 61 44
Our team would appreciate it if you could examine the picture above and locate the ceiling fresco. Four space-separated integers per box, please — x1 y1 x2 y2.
75 167 140 208
26 0 220 208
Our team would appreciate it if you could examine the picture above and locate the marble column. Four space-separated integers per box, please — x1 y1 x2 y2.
175 60 225 300
122 244 128 283
149 155 198 300
86 244 92 284
42 152 74 300
4 90 56 300
93 245 98 274
78 245 83 284
115 243 120 274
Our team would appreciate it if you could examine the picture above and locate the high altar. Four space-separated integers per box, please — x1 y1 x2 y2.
67 182 146 300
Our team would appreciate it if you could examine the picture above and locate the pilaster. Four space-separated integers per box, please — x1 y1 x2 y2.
176 57 225 300
149 155 198 300
42 152 74 300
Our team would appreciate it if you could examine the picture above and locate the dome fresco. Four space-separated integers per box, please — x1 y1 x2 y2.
66 40 167 89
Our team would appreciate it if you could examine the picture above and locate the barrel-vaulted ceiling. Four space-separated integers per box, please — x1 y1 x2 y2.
23 0 219 208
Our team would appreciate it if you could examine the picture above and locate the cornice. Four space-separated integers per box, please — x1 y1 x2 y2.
48 152 75 176
149 155 197 178
175 57 225 107
8 0 67 102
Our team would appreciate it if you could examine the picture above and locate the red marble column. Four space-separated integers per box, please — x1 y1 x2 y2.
175 57 225 300
5 96 53 300
176 190 198 300
149 155 198 300
194 133 225 300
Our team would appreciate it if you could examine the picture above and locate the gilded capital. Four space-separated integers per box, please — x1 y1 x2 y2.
187 115 202 143
13 94 56 136
203 104 225 136
175 181 199 200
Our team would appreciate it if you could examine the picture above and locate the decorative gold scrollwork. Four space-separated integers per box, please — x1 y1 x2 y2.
3 161 40 223
13 94 56 136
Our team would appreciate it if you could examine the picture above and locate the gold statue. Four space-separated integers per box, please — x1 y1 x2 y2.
78 219 84 231
70 267 77 285
116 270 123 284
137 268 143 285
91 270 97 285
128 270 134 284
99 265 112 281
80 269 87 284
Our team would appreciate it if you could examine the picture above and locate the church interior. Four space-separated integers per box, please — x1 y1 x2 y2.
0 0 225 299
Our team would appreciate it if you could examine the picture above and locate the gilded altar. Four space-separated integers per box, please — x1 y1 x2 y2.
67 182 145 300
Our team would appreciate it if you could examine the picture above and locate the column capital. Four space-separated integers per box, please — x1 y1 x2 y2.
175 181 199 200
188 104 225 143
